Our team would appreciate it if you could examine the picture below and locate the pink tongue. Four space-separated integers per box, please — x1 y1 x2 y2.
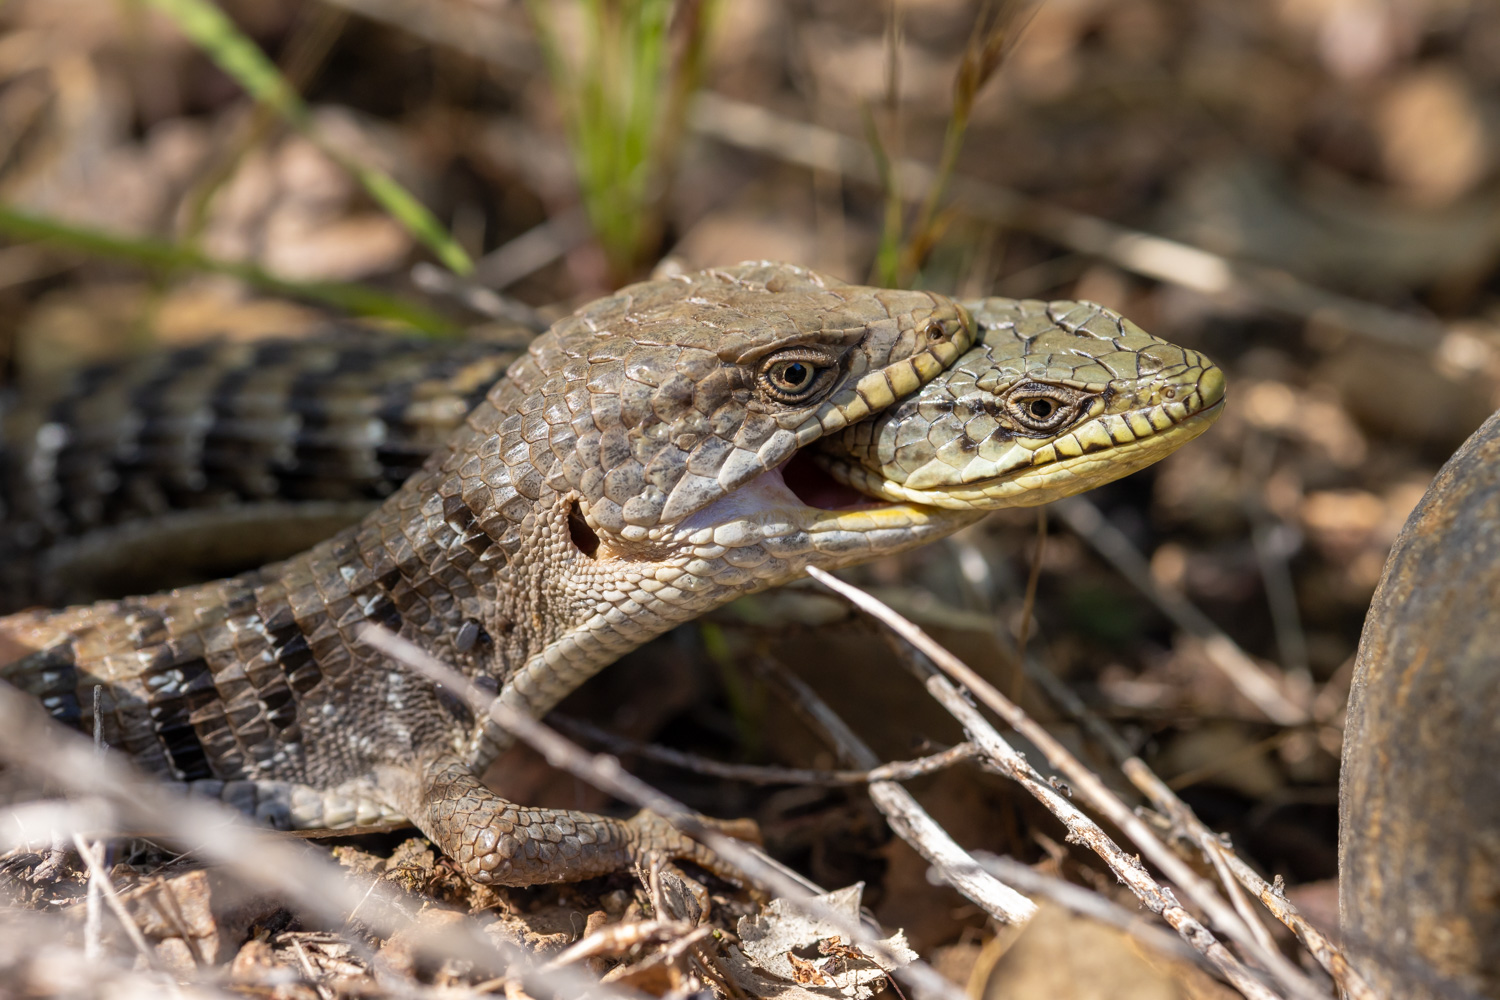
782 451 870 510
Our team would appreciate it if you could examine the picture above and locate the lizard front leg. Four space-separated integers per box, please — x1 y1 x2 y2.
380 753 755 886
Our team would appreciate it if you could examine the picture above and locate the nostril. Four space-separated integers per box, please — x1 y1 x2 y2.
568 500 600 558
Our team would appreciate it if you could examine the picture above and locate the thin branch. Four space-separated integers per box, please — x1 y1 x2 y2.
924 654 1287 1000
553 715 981 786
987 628 1376 1000
757 658 1037 924
1241 432 1311 680
1120 760 1378 1000
470 205 592 291
80 686 108 962
806 566 1330 1000
0 909 237 999
291 937 335 1000
540 918 691 971
1013 506 1046 703
409 262 550 332
968 852 1211 969
939 477 1368 997
71 832 158 966
1203 835 1281 959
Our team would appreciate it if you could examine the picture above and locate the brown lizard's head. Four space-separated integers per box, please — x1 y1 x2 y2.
479 262 988 583
441 262 988 722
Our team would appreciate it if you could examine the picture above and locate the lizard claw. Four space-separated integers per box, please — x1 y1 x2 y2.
623 809 761 889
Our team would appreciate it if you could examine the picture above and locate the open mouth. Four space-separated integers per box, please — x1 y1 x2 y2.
780 449 878 510
673 445 943 543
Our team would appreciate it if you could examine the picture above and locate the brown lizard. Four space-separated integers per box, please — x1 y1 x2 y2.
0 263 1223 885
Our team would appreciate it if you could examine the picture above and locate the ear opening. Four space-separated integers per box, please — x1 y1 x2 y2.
568 499 600 558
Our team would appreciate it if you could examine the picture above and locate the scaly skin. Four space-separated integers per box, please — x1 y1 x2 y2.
0 329 520 608
0 263 1224 886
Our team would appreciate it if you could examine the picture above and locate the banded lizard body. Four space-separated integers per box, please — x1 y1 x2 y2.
0 328 522 609
0 263 1223 885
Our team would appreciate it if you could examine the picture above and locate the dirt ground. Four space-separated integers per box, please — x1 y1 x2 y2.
1 1 1498 997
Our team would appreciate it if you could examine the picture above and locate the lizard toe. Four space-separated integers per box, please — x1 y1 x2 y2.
623 809 761 889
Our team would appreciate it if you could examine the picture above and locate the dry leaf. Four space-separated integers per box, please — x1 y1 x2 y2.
732 884 914 999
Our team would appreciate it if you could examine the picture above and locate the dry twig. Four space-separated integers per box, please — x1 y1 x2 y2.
757 658 1038 925
554 715 981 786
0 908 236 1000
470 205 592 291
969 614 1375 1000
410 262 550 332
1121 761 1377 1000
1241 433 1312 680
806 566 1328 1000
69 832 158 967
967 852 1209 969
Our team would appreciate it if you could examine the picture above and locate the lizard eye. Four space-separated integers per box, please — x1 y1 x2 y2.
1006 382 1088 433
758 352 837 404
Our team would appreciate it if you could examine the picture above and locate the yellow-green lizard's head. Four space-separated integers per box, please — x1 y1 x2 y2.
818 298 1225 510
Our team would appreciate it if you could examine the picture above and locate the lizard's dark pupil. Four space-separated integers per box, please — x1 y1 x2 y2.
1029 399 1054 418
782 362 810 388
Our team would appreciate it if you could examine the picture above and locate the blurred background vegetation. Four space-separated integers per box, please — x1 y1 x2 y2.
2 0 1498 988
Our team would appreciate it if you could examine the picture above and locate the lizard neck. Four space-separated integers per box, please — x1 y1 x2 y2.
322 402 715 767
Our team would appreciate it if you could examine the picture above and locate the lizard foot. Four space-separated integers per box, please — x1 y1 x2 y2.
622 808 762 889
396 753 761 888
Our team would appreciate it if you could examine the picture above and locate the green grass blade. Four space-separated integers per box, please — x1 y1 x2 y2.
145 0 302 118
143 0 473 275
0 206 459 335
861 103 905 288
522 0 716 282
348 164 473 275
